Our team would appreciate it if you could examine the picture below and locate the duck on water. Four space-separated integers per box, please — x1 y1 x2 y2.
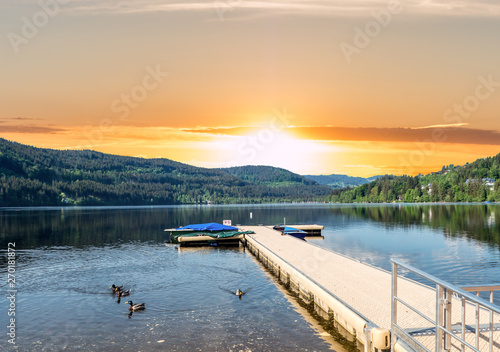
110 284 123 293
125 301 146 311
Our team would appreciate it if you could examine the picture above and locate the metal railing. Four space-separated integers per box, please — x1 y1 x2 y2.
391 259 500 352
460 285 500 352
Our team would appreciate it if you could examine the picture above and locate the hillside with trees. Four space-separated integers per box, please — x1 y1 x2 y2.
329 154 500 203
303 174 383 188
222 165 318 186
0 139 331 206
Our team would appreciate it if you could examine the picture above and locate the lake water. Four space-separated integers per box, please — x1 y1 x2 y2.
1 203 499 351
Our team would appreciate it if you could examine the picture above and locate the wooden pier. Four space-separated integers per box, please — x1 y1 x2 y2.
240 226 500 352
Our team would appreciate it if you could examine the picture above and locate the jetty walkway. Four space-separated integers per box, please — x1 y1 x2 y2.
241 226 500 352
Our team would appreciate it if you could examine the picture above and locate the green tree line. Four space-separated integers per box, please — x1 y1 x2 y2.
0 139 330 206
329 153 500 203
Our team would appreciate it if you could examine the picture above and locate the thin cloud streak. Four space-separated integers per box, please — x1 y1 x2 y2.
54 0 500 16
294 126 500 145
0 125 64 134
184 125 500 145
0 117 43 121
411 123 469 129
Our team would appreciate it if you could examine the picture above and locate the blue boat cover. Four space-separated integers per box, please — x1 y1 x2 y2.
177 222 238 231
283 226 306 233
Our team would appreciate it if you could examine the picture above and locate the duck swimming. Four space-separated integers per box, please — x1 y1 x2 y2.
110 285 123 293
125 301 145 311
236 289 245 300
117 289 130 297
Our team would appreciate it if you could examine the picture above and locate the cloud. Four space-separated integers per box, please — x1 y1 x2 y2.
4 120 499 146
0 117 42 121
182 125 255 135
47 0 500 17
184 125 500 145
410 123 469 129
0 117 62 134
0 125 64 134
294 126 500 145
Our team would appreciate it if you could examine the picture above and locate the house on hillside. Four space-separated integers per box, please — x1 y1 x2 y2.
483 178 495 190
421 183 432 195
465 178 496 190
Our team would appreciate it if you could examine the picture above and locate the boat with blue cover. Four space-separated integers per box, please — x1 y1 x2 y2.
165 222 254 246
272 226 307 240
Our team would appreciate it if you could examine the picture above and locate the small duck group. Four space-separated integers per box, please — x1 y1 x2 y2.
110 284 146 311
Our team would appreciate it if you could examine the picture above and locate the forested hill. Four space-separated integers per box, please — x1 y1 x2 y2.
303 174 383 189
329 153 500 203
0 139 331 206
221 165 318 186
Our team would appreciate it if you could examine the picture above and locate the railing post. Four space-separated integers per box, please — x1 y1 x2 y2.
490 291 494 352
461 297 466 352
391 261 398 352
444 288 452 351
437 285 444 352
475 292 480 350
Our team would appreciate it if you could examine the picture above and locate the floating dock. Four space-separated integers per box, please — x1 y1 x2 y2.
240 226 500 352
173 233 244 246
285 224 324 236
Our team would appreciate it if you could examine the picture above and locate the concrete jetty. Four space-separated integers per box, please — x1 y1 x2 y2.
240 226 500 352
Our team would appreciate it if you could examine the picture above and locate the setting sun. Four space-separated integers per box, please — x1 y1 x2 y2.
224 130 325 173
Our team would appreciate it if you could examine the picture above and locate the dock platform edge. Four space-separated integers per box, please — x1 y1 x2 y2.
243 233 385 351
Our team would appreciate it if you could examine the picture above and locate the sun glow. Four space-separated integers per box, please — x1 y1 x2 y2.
220 130 324 174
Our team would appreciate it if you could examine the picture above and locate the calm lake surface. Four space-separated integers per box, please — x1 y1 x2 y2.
1 203 499 351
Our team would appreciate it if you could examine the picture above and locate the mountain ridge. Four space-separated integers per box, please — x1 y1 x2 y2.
303 174 386 188
0 138 331 206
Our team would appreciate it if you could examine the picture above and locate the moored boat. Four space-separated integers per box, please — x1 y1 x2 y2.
165 222 254 246
272 225 307 240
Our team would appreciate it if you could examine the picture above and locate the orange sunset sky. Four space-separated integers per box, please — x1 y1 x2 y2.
1 0 500 177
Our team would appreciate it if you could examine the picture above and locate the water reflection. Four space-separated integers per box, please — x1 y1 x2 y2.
324 204 500 249
305 204 500 304
1 204 498 250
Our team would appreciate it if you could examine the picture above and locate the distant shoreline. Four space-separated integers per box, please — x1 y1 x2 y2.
0 201 496 210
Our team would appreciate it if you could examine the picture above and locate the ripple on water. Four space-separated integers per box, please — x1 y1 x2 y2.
6 242 336 352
